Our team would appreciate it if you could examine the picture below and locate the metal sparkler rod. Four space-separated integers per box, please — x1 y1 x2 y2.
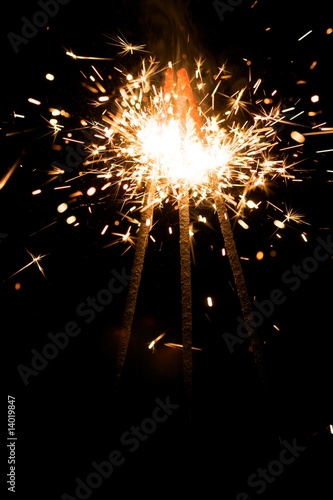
175 68 197 408
178 185 193 406
114 180 156 391
212 181 267 386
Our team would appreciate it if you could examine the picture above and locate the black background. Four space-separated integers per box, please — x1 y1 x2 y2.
2 0 333 498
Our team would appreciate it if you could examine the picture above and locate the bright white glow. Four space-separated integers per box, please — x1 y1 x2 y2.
66 215 76 225
274 220 285 229
137 117 231 185
57 203 68 213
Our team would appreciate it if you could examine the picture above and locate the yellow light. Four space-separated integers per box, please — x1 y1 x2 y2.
207 296 213 307
137 117 231 185
28 98 41 105
291 131 305 143
66 216 76 225
256 251 264 260
87 187 96 196
246 200 258 209
310 95 319 103
57 203 68 213
238 220 249 229
46 73 55 81
274 220 285 229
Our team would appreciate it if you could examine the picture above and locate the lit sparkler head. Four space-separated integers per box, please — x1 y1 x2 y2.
87 57 290 214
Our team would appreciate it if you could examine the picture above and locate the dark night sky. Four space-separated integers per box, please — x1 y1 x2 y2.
2 1 333 499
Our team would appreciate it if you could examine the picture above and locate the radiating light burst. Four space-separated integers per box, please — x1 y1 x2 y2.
106 33 148 57
79 53 297 227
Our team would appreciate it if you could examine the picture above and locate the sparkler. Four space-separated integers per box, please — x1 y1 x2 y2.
114 179 156 390
25 37 316 401
92 51 290 396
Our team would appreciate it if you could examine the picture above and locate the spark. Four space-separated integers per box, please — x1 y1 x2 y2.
0 157 22 190
207 296 213 307
41 115 64 140
106 33 148 56
28 98 41 105
65 50 113 61
298 30 312 41
5 249 48 281
148 332 166 351
103 226 136 253
164 342 202 351
283 207 310 226
303 129 333 136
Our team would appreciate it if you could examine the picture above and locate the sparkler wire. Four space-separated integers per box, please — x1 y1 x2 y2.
114 180 156 391
213 184 267 386
178 184 193 408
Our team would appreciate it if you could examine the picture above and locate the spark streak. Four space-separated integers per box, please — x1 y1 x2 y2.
5 249 47 281
0 157 22 190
